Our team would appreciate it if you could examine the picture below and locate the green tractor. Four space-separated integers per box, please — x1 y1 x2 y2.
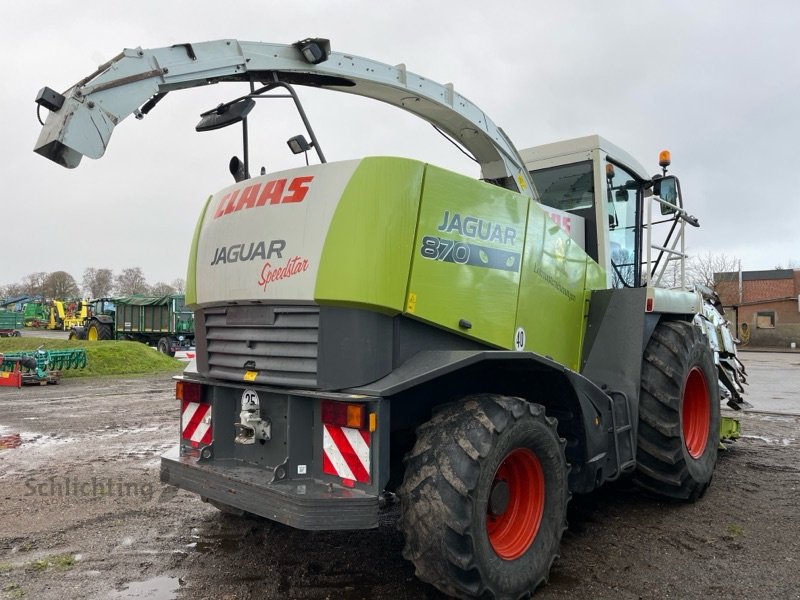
68 298 115 341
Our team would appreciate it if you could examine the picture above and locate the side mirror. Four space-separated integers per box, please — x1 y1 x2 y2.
653 175 680 215
196 98 256 132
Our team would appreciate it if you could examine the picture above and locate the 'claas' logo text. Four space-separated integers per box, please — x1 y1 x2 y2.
213 176 314 219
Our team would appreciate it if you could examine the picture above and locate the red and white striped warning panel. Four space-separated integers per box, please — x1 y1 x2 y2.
322 424 370 483
181 400 212 446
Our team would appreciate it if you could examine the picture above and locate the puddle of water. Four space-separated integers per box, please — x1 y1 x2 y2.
740 434 795 446
190 532 242 554
15 425 163 450
741 434 775 444
758 414 795 422
19 432 78 448
107 575 179 599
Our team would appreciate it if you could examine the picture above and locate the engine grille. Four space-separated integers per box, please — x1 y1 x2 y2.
203 305 319 388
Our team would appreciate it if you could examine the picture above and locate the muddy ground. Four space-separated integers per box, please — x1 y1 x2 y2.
0 353 798 600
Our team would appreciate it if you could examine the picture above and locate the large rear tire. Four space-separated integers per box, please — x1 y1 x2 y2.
398 394 568 599
86 321 113 341
157 337 176 357
634 320 720 501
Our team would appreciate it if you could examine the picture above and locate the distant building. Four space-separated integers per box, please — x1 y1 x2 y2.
714 269 800 348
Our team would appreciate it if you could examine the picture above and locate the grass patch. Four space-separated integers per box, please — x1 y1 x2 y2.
28 553 75 572
3 583 24 598
726 523 745 536
0 337 183 378
0 562 12 573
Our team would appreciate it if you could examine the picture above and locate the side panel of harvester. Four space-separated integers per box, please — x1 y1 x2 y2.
405 165 527 349
313 157 425 313
406 164 603 368
516 210 607 371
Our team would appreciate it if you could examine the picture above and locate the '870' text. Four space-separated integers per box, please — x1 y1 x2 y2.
420 236 471 264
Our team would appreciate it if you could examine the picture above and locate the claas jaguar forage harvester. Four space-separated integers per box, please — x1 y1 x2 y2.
33 38 746 599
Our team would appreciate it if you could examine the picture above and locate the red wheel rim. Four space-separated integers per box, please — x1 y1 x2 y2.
682 367 710 459
486 448 544 560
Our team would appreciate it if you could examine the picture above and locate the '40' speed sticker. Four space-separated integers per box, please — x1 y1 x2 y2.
514 327 526 351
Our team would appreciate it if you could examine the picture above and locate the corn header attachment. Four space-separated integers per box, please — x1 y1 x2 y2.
0 347 87 387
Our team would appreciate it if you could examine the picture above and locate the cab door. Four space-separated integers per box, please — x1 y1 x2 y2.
603 158 644 288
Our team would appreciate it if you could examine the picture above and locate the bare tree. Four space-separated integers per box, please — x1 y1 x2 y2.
150 281 177 296
773 259 799 269
42 271 80 299
115 267 150 295
686 251 739 291
0 282 25 298
171 278 186 294
21 272 48 296
82 268 114 298
610 247 636 288
654 258 684 289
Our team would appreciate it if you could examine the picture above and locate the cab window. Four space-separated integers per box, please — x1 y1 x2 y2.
529 161 594 211
605 160 640 287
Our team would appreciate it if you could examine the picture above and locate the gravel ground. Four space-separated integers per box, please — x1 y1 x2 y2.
0 353 798 600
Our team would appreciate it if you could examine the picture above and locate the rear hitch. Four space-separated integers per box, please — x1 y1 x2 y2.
235 409 272 444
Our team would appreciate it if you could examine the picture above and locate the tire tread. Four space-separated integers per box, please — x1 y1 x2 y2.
399 394 568 599
633 321 720 501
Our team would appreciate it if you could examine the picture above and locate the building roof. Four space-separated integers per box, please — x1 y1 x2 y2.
715 269 796 282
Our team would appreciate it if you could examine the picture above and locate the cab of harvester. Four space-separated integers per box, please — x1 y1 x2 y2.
522 135 696 292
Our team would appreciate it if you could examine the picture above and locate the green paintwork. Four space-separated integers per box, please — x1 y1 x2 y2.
0 312 24 330
515 204 603 370
185 195 213 308
315 158 425 313
313 159 610 362
406 165 528 348
719 416 741 442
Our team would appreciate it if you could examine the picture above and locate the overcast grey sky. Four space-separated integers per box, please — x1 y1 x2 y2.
2 1 798 288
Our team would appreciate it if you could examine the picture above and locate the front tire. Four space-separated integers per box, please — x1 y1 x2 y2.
398 394 568 599
634 320 720 501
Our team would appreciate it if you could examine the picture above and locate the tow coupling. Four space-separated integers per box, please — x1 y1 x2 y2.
235 388 271 444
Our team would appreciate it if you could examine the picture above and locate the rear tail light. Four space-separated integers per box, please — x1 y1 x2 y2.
321 400 367 430
321 399 374 485
176 380 203 403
